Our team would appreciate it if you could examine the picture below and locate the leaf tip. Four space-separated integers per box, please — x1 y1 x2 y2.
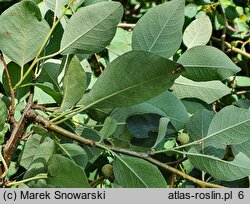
172 65 185 75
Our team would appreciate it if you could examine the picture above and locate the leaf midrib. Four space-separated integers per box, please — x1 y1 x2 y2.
84 73 172 108
204 113 250 143
187 151 250 169
182 64 238 70
116 156 149 187
174 80 228 91
60 4 121 53
148 1 182 52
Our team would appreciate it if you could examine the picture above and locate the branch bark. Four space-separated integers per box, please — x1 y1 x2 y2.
212 37 250 59
3 92 34 165
0 52 16 127
25 109 224 188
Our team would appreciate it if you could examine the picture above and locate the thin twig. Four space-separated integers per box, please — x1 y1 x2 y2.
235 90 250 95
21 130 34 141
0 52 16 127
3 92 34 165
224 41 250 58
212 37 250 59
117 23 136 29
25 109 224 188
89 176 105 187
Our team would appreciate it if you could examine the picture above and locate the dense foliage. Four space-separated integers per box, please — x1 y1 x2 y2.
0 0 250 188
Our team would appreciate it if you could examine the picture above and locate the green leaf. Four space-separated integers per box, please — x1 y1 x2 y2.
2 62 33 100
78 51 184 108
186 109 215 151
84 0 107 6
44 0 68 17
235 76 250 87
0 1 50 66
233 139 250 159
60 143 88 169
171 76 231 104
0 99 8 129
153 117 170 148
178 46 241 81
20 134 51 169
60 2 123 54
31 83 62 104
188 148 250 181
233 99 250 109
146 91 188 130
204 106 250 157
183 15 212 49
23 136 56 179
184 3 198 18
181 98 212 114
132 0 185 58
99 116 117 142
47 154 90 187
108 28 132 62
110 91 188 148
113 155 167 187
36 59 62 93
59 55 87 111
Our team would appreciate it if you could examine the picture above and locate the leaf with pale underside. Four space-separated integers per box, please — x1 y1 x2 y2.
171 76 231 104
132 0 185 58
60 2 123 54
113 155 167 187
188 148 250 181
58 56 87 112
178 46 241 81
183 15 212 49
0 1 50 67
204 106 250 157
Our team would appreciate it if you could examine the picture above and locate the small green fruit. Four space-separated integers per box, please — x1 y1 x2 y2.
101 164 113 178
177 133 190 144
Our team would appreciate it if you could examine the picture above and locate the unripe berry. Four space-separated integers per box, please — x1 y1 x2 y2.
101 164 113 178
177 133 190 144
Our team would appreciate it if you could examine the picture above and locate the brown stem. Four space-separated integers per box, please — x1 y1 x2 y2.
170 165 177 188
0 52 16 127
21 130 34 141
212 37 250 59
117 23 136 29
235 90 250 95
89 176 105 187
25 109 224 188
3 92 34 165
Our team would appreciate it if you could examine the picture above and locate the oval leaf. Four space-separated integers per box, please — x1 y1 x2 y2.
60 143 88 169
99 116 117 142
153 117 170 148
78 51 184 108
113 156 167 187
132 0 185 58
23 137 56 179
59 55 87 111
183 15 212 48
188 148 250 181
47 154 90 187
178 45 241 81
204 106 250 157
0 99 8 129
0 1 50 66
171 76 231 104
60 2 123 54
44 0 68 17
20 134 52 169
